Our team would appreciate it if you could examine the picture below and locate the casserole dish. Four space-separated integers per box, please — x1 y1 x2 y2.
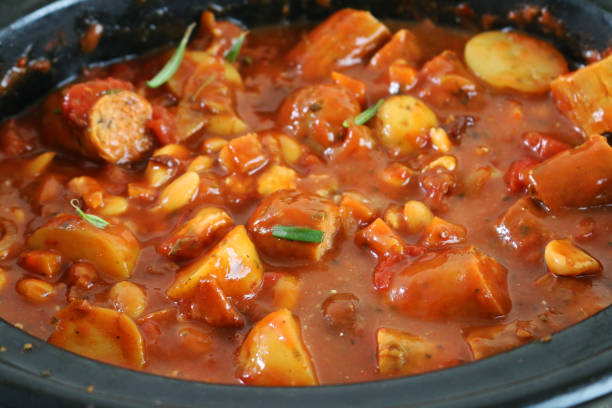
0 0 610 406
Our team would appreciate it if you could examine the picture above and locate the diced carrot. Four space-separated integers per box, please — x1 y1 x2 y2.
331 71 366 106
356 218 406 258
389 60 418 92
18 250 64 279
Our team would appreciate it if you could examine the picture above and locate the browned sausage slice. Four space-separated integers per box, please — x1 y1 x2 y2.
87 91 153 163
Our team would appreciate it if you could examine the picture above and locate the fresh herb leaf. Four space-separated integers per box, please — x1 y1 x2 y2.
147 22 196 88
70 199 109 229
243 55 253 65
343 98 384 128
191 73 217 101
102 89 123 95
272 225 324 243
225 31 248 63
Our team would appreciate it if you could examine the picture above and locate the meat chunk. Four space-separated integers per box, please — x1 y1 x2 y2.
385 246 511 319
551 55 612 135
369 29 421 70
466 320 539 360
277 84 360 150
287 9 390 79
247 190 340 265
42 79 153 163
27 214 140 280
526 136 612 211
237 309 318 385
87 91 153 163
321 292 360 331
157 207 233 259
48 300 145 368
218 133 268 175
496 197 552 259
167 225 263 301
416 51 481 108
377 328 459 375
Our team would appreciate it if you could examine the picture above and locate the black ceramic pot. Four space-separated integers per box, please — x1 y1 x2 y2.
0 1 611 407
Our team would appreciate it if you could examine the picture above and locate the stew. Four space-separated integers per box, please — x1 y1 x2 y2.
0 8 610 386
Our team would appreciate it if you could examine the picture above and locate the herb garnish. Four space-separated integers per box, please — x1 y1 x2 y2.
225 31 248 63
70 199 109 229
342 98 384 128
147 22 196 88
191 73 217 101
102 89 123 95
272 225 324 243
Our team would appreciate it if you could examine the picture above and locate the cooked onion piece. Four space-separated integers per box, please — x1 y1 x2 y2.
465 31 568 93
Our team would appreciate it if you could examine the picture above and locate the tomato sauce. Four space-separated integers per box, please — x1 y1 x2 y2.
0 11 610 385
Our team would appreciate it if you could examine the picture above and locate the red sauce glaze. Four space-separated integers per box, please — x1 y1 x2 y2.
0 13 610 386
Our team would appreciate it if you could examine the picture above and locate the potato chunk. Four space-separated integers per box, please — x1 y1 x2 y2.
551 55 612 135
377 328 459 375
168 51 246 139
287 9 390 79
374 95 437 156
465 31 567 93
193 277 244 328
526 136 612 211
27 214 140 280
247 190 340 264
158 207 233 259
466 320 538 360
167 225 263 300
257 165 297 196
48 300 145 368
237 309 318 385
386 246 511 319
167 51 242 97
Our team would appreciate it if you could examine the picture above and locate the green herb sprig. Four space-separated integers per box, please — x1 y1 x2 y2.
343 98 384 128
191 73 217 102
272 225 324 243
70 199 109 229
147 22 196 88
225 31 248 63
